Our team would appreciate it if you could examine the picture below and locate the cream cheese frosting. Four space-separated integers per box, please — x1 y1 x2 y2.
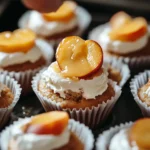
41 62 109 99
0 40 45 67
109 129 138 150
27 11 78 37
98 27 148 54
10 118 70 150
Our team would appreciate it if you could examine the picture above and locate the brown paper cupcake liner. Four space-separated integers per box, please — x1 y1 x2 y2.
104 57 130 87
0 118 94 150
89 23 150 70
32 71 121 128
130 70 150 116
18 6 91 45
0 39 54 95
0 74 22 129
96 122 132 150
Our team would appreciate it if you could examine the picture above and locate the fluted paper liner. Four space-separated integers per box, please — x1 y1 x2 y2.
32 71 121 128
0 39 54 95
0 118 94 150
104 58 130 87
89 23 150 70
18 6 92 45
0 74 21 129
96 122 133 150
130 70 150 116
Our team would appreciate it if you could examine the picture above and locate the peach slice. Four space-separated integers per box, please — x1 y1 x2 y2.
42 1 76 22
109 17 147 41
56 36 103 78
129 118 150 149
26 111 69 135
0 29 36 53
110 11 132 29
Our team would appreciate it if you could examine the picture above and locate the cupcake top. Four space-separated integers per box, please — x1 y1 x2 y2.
109 118 150 150
138 79 150 106
27 1 78 37
0 83 14 108
98 11 148 54
0 29 44 68
41 36 109 99
9 111 71 150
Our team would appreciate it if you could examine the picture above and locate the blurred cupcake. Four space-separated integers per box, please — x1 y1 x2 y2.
0 111 94 150
32 36 121 128
104 58 130 87
18 1 91 45
0 29 54 94
0 74 21 128
89 11 150 69
96 118 150 150
130 70 150 116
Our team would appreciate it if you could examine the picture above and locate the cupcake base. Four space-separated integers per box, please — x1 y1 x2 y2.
32 72 121 128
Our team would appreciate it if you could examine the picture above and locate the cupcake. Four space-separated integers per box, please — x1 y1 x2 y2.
0 29 54 94
104 58 130 87
89 11 150 69
18 1 91 45
0 111 94 150
0 74 21 128
130 70 150 116
96 118 150 150
32 36 121 128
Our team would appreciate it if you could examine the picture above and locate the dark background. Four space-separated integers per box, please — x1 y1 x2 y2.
0 0 149 140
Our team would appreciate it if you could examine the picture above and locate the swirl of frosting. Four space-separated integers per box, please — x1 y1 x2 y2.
41 62 108 99
27 11 78 37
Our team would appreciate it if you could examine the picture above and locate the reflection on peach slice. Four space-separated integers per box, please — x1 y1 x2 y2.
26 111 69 135
42 1 76 22
56 36 103 78
110 11 132 29
0 29 36 53
109 17 147 42
129 118 150 149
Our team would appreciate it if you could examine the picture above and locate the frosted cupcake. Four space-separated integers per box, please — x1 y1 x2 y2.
19 1 91 45
0 74 21 128
89 11 150 69
96 118 150 150
130 70 150 116
32 36 121 128
0 111 94 150
0 29 53 94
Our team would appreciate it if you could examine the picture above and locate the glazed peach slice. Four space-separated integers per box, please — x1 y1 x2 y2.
129 118 150 149
0 29 36 53
42 1 76 22
56 36 103 78
109 17 147 41
26 111 69 135
110 11 132 29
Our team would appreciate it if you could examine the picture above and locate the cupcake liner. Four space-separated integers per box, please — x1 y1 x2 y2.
0 39 54 95
104 57 130 87
96 122 132 150
32 71 121 128
18 6 92 45
130 70 150 116
89 23 150 70
0 74 21 129
0 118 94 150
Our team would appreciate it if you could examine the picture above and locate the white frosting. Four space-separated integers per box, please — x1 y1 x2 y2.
109 129 138 150
41 62 108 99
27 11 78 37
0 43 43 67
143 87 150 97
10 118 70 150
98 27 148 54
